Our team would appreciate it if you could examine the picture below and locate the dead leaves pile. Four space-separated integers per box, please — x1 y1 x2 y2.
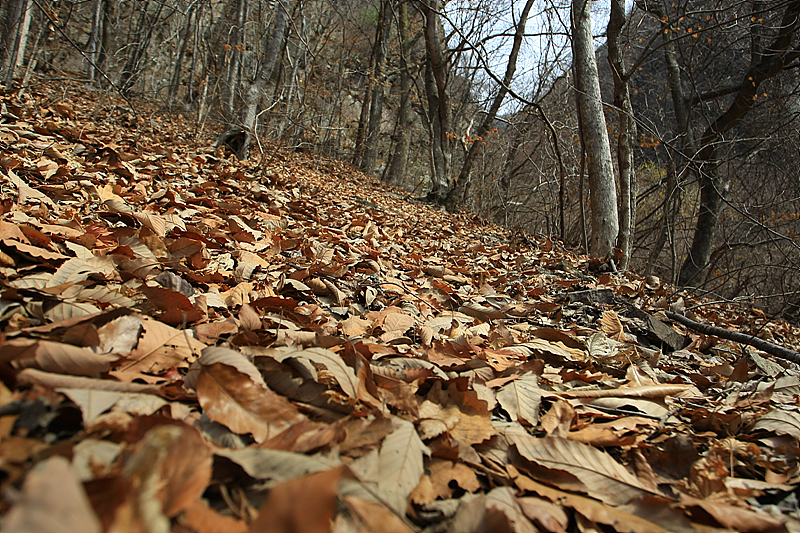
1 82 799 533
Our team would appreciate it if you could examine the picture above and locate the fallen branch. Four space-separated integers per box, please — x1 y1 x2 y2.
665 311 800 365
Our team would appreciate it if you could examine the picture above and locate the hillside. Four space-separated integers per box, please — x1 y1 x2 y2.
1 82 800 533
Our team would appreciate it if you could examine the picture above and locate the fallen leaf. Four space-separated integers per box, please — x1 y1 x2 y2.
3 456 101 533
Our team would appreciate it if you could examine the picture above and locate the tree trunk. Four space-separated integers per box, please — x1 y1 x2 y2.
678 0 800 286
362 0 391 174
607 0 636 270
386 1 412 186
235 0 290 160
446 0 536 211
640 0 693 281
223 0 249 120
98 0 114 80
169 3 197 102
1 0 30 86
571 0 618 259
86 0 103 83
119 1 164 95
421 0 453 203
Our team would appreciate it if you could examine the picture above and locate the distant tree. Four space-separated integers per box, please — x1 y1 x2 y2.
678 0 800 286
446 0 536 211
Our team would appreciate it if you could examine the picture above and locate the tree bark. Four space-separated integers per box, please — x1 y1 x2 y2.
678 0 800 286
362 0 391 174
1 0 30 86
446 0 535 211
607 0 636 270
572 0 618 259
119 1 164 95
639 0 692 281
86 0 103 83
421 0 453 203
235 0 290 160
386 1 412 186
169 3 197 102
223 0 249 120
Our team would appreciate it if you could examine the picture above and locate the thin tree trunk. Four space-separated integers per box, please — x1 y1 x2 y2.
169 2 197 102
607 0 636 269
86 0 103 83
98 0 113 80
641 0 693 280
386 1 412 186
421 0 453 203
362 0 391 174
446 0 535 211
119 1 164 95
15 0 32 67
572 0 618 258
235 0 290 160
223 0 248 119
2 0 30 87
678 0 800 286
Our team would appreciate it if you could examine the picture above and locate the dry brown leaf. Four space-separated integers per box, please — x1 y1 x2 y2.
540 399 575 438
140 285 205 325
342 315 371 336
516 497 569 533
183 499 248 533
510 467 677 533
249 466 347 533
120 317 204 373
238 303 263 331
507 427 656 505
485 486 538 533
496 374 542 426
561 384 692 399
4 338 117 377
568 416 656 447
118 423 213 528
193 347 304 442
280 346 359 398
3 456 101 533
600 310 627 341
678 493 787 533
383 312 415 334
343 496 415 533
378 417 430 514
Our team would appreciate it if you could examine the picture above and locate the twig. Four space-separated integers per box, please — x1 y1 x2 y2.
665 311 800 365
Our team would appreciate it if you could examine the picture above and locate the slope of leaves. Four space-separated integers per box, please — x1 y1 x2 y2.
1 82 800 533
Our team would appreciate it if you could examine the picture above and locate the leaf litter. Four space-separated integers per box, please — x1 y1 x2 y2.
1 82 800 532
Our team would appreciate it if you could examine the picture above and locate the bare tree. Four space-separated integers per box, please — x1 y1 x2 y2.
421 0 454 203
234 0 290 159
446 0 536 211
572 0 618 258
678 0 800 286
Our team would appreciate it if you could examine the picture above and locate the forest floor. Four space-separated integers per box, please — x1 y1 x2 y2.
1 81 800 533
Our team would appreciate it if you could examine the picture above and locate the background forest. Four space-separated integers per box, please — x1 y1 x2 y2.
2 0 800 320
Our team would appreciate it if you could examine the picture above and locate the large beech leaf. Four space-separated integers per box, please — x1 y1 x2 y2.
119 317 204 374
3 338 117 377
3 456 101 533
377 417 430 513
496 373 542 425
281 346 359 398
485 486 537 533
752 409 800 438
214 448 342 487
121 424 213 519
194 346 303 442
249 466 347 533
506 427 655 505
47 258 102 287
